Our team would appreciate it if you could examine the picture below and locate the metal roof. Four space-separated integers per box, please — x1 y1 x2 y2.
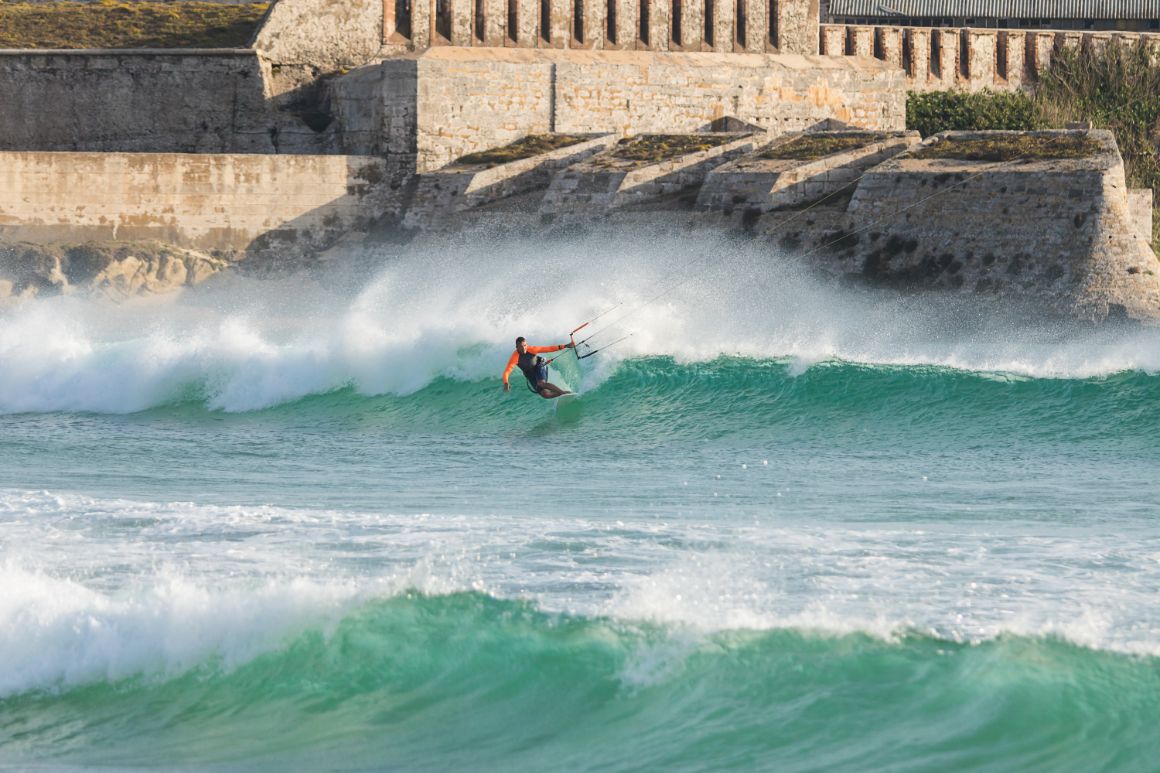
828 0 1160 18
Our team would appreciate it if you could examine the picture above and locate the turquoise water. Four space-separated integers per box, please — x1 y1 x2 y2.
2 233 1160 770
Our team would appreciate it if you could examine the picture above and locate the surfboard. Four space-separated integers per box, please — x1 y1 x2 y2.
554 393 581 421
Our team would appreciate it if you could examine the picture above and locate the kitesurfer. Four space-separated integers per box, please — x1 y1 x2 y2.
503 337 574 399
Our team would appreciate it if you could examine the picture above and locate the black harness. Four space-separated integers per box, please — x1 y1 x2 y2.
517 351 547 393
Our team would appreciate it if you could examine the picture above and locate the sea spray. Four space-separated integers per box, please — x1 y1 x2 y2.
2 230 1160 414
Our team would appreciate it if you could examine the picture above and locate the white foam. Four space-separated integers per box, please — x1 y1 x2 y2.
5 485 1160 697
601 526 1160 657
0 564 364 696
2 232 1159 413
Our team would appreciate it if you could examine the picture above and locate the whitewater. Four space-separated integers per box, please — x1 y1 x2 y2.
2 230 1160 771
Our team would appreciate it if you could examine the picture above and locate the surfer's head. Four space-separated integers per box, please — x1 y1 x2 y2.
515 336 527 354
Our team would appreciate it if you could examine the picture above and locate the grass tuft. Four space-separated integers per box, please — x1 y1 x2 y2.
910 134 1102 162
0 1 268 49
453 134 590 167
759 132 894 161
607 134 733 164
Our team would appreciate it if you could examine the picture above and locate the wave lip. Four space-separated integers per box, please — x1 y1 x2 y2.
3 592 1160 771
0 564 364 698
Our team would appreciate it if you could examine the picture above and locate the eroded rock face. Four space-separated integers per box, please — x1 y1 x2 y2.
0 242 232 303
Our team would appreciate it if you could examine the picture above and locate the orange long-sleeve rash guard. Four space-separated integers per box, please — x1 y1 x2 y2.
503 344 567 386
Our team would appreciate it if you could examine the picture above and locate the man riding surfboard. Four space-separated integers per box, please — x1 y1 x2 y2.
502 336 574 399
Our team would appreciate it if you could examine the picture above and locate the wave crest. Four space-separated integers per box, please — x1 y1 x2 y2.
2 232 1160 414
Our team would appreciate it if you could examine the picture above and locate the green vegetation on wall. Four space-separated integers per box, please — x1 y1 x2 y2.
906 90 1039 138
1037 41 1160 251
910 134 1102 163
907 41 1160 255
454 135 590 168
0 1 269 49
760 132 893 161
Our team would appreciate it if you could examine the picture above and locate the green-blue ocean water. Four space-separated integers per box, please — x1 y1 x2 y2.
2 233 1160 771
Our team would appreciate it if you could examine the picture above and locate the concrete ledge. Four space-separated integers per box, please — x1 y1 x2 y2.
850 130 1120 219
697 130 920 212
404 133 617 228
540 133 759 214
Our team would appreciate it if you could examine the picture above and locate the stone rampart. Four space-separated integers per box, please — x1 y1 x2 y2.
819 23 1160 92
838 130 1160 319
369 48 904 171
0 50 330 154
0 152 399 253
415 127 1158 321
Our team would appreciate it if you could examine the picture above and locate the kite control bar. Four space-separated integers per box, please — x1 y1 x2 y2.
544 317 631 366
575 332 632 360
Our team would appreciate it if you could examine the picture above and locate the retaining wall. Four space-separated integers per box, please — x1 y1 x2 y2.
819 23 1160 92
371 47 904 171
0 50 331 153
0 152 400 252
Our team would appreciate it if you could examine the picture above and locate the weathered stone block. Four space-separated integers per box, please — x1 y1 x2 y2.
845 130 1160 321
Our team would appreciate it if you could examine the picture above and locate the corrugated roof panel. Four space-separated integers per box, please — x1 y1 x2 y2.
828 0 1160 18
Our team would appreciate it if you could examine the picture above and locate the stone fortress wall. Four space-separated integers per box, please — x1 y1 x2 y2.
401 127 1160 321
0 0 1157 319
818 23 1160 92
371 47 905 172
0 0 906 239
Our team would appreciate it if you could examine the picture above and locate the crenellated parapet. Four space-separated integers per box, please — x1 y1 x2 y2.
252 0 820 77
381 0 819 52
819 23 1160 92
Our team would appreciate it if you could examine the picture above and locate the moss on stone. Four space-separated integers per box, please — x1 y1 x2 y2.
911 134 1102 162
607 134 733 164
0 1 268 49
453 134 591 167
759 133 892 161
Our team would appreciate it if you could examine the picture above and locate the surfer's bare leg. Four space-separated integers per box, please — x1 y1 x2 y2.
536 382 571 399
